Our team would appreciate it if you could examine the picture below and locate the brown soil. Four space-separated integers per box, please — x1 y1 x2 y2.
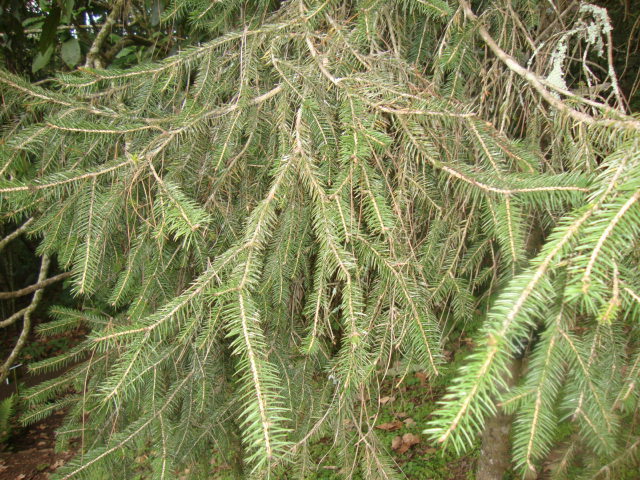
0 410 75 480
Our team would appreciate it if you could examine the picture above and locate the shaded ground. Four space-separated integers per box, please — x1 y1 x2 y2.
0 372 475 480
0 409 74 480
0 351 476 479
0 321 85 479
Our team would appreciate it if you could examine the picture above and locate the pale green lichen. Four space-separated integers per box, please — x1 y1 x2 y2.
544 2 621 102
545 38 568 92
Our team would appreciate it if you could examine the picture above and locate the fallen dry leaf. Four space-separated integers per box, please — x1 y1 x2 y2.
403 433 420 445
391 433 420 454
403 417 416 427
391 435 403 451
379 395 395 405
375 420 403 431
415 371 428 386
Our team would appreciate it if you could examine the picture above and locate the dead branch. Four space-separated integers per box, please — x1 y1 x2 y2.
0 217 33 253
458 0 640 132
0 255 50 384
0 271 72 300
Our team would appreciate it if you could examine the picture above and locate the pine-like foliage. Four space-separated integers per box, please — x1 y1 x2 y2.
1 0 639 478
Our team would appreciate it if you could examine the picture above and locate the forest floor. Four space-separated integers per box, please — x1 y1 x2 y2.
0 409 74 480
0 324 85 479
0 340 481 479
0 367 478 480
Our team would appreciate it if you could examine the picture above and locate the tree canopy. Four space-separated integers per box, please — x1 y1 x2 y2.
1 0 639 478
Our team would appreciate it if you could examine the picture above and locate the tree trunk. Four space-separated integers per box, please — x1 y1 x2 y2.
228 428 245 479
476 358 523 480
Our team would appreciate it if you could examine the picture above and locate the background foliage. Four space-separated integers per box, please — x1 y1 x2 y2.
1 0 640 479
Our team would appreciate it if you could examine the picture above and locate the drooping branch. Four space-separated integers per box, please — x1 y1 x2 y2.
0 255 50 384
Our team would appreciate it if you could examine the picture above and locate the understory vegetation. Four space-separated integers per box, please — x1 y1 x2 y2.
1 0 640 479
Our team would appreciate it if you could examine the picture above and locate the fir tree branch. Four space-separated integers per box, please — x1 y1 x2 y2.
0 160 132 194
397 117 589 195
558 327 614 434
581 191 640 292
57 371 194 480
237 291 275 463
591 438 640 478
1 1 638 476
432 206 595 446
0 70 123 119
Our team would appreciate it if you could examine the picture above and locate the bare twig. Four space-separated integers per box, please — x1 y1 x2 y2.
0 218 33 253
458 0 640 132
0 255 50 384
0 271 71 300
0 307 29 329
